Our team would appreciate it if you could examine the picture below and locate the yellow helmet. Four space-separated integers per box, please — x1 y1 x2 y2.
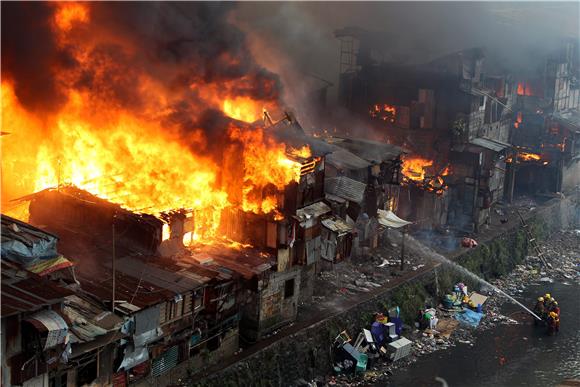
544 293 551 299
553 301 558 306
538 297 544 301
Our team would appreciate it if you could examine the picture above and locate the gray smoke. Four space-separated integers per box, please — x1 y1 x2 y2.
234 1 579 122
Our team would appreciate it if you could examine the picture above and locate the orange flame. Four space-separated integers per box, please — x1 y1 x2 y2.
223 97 264 123
401 156 449 194
402 156 433 182
518 152 541 161
517 82 535 97
514 112 523 128
53 2 89 32
1 3 309 246
507 150 548 164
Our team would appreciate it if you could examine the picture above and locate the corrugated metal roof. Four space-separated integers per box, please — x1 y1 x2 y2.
295 201 332 222
75 268 176 313
63 294 123 344
112 257 209 294
325 176 367 204
470 137 510 152
321 216 354 236
325 149 371 171
327 137 402 163
1 261 74 317
186 244 273 280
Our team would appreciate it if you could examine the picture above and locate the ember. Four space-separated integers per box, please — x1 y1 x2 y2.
370 103 397 123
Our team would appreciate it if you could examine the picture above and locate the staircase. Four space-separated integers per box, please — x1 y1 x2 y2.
515 209 550 267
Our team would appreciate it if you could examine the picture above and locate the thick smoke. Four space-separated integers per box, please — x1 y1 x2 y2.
1 3 68 113
1 2 281 118
1 2 285 166
234 1 579 125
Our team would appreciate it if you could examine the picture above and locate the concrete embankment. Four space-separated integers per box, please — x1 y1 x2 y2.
155 196 578 387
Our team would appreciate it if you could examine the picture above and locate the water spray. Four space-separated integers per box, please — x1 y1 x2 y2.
406 235 543 321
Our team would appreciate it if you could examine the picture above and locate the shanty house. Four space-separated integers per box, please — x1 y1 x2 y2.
320 216 355 264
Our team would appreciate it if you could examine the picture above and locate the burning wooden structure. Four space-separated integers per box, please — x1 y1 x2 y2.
507 40 580 199
335 28 525 232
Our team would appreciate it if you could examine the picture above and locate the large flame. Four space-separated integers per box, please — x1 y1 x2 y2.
402 156 433 182
401 156 449 194
1 3 308 245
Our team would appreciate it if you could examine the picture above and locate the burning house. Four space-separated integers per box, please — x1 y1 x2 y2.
2 2 338 374
335 28 517 231
508 40 580 199
3 189 255 385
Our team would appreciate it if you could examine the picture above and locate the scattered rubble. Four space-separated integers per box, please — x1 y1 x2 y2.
305 228 580 386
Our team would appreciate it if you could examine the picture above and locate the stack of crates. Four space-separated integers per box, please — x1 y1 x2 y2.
388 336 413 361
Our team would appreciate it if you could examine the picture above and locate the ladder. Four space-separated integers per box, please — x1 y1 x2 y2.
515 209 549 267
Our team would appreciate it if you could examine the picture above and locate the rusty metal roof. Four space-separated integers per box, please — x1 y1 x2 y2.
111 256 210 294
1 261 74 317
63 294 123 345
183 245 273 280
325 176 367 204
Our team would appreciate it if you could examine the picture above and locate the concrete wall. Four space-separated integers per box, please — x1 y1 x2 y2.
562 159 580 193
258 268 301 337
189 196 577 387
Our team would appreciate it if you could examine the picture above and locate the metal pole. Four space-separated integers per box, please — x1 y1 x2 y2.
111 215 116 312
400 226 406 271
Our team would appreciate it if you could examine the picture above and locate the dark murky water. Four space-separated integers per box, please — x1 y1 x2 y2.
384 282 580 387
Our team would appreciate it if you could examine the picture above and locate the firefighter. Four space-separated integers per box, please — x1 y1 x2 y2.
534 296 546 321
543 293 553 309
547 311 560 335
551 301 560 317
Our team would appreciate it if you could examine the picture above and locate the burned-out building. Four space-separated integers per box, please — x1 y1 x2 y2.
508 40 580 199
336 28 516 231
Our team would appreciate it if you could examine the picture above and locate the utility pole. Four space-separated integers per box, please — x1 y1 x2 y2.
111 213 116 312
400 225 406 271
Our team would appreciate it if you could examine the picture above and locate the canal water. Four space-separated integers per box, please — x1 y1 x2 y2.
384 281 580 387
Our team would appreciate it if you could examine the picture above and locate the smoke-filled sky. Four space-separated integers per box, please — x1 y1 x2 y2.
2 2 578 121
234 1 579 104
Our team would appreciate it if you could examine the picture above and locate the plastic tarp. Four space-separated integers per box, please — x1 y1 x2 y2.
118 346 149 371
1 218 59 266
454 308 484 328
377 210 412 228
27 255 74 276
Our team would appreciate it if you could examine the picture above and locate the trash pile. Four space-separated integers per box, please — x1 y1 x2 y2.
322 277 525 386
321 228 580 386
330 308 411 381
